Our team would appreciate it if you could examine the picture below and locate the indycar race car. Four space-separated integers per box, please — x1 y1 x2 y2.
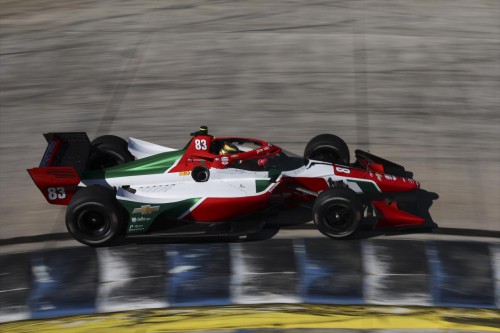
28 126 425 246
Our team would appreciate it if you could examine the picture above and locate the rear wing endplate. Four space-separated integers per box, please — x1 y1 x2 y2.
28 132 91 205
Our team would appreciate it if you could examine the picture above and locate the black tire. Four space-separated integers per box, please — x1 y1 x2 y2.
88 135 134 170
66 185 126 246
313 187 363 239
304 134 350 165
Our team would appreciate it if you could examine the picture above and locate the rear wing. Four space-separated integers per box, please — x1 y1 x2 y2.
39 132 91 174
28 132 91 205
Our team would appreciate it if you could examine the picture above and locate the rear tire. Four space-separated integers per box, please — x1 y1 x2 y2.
313 187 362 239
304 134 350 165
66 185 126 247
88 135 134 170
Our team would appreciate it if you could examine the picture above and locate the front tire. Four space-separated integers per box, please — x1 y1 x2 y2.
313 187 362 239
66 185 126 246
88 135 134 170
304 134 350 165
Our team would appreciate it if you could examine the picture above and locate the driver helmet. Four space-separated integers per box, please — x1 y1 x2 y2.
219 142 239 155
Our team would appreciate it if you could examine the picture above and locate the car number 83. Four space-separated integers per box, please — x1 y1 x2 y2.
194 139 207 151
47 187 66 200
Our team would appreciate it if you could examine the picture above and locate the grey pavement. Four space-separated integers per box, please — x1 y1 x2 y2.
0 0 499 243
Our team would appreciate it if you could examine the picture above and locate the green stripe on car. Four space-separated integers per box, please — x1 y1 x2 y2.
120 197 201 234
255 179 272 193
82 149 185 179
347 180 380 193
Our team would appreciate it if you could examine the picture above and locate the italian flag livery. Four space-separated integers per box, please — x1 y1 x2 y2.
28 127 425 246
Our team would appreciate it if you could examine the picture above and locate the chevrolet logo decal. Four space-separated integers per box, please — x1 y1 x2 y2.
132 205 160 215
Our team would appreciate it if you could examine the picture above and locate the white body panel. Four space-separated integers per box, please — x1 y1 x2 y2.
128 137 176 159
82 167 273 204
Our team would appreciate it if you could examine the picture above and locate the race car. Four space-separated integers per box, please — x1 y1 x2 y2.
28 126 425 246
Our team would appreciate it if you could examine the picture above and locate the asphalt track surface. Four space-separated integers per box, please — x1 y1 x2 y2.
1 0 499 248
0 0 499 240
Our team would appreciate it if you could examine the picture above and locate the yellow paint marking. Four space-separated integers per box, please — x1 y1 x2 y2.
2 304 499 333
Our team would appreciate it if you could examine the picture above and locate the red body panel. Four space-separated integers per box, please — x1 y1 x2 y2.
169 135 282 173
372 201 425 227
288 177 329 193
27 167 80 205
185 193 271 222
371 174 420 192
333 165 420 193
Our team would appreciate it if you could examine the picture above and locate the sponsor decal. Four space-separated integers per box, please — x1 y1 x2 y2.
190 158 206 164
129 224 146 231
131 216 151 223
221 156 229 165
132 205 160 215
41 140 57 166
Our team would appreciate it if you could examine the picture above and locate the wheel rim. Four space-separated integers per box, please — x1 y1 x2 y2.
77 209 110 238
322 202 354 233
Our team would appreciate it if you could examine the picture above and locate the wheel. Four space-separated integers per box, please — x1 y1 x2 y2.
312 187 362 239
304 134 350 165
66 185 126 246
88 135 134 170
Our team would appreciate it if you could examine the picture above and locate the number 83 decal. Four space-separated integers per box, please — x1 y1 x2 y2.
47 187 66 200
194 139 207 151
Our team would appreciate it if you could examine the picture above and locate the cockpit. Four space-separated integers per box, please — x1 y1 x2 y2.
186 126 304 172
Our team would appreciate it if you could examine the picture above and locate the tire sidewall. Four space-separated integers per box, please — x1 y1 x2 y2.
88 135 134 170
313 188 362 239
308 144 345 164
66 188 123 246
304 134 350 165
